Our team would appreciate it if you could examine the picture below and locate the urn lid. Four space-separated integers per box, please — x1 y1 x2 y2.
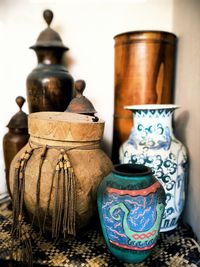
30 9 68 51
7 96 28 129
66 80 97 116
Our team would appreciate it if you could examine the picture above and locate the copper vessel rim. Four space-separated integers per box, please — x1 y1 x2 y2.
114 31 177 45
114 30 177 39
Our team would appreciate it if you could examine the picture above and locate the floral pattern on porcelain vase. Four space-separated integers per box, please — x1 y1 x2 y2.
119 105 188 232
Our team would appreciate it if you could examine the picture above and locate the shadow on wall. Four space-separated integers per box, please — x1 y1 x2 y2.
174 110 189 145
54 25 76 81
174 110 190 219
101 139 112 159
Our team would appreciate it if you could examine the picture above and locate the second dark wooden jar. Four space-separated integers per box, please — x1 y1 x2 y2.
3 97 29 196
26 9 74 113
112 31 177 163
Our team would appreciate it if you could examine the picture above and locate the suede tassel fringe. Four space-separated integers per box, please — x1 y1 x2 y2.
51 149 76 238
11 145 77 265
12 146 33 265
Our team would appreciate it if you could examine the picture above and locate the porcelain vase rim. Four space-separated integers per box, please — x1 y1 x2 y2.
124 104 180 110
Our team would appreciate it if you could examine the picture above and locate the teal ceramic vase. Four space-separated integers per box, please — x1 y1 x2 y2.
97 164 166 263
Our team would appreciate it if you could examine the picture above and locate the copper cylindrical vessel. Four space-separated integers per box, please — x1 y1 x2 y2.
112 31 177 163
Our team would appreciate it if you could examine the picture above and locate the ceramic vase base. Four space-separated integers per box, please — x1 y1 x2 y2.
160 216 179 232
109 246 152 263
160 224 177 232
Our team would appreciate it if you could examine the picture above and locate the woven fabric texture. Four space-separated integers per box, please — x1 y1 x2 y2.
0 201 200 267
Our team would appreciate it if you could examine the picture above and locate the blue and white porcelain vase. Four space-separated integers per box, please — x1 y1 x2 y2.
119 104 188 232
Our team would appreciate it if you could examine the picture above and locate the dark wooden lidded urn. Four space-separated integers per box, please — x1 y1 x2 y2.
3 96 29 196
26 9 74 113
112 30 177 163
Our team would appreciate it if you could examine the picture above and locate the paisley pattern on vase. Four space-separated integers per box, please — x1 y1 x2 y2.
128 124 171 150
101 182 165 251
120 105 188 232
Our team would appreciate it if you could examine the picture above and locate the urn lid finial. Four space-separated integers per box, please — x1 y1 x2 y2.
7 96 28 129
30 9 68 51
66 80 97 117
43 9 53 26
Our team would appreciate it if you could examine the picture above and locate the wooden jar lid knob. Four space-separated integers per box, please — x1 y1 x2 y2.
16 96 25 110
75 80 86 97
43 9 53 26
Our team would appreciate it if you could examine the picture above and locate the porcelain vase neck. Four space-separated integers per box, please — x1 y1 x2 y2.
128 106 178 149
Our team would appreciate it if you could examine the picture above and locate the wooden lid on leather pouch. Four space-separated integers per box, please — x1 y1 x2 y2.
28 112 105 142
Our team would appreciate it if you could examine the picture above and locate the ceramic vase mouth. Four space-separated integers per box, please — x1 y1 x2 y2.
113 164 152 177
124 104 180 111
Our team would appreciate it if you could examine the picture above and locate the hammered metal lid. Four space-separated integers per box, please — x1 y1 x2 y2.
30 9 68 51
66 80 97 116
7 96 28 129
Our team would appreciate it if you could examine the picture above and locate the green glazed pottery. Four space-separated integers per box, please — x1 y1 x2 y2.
97 164 166 263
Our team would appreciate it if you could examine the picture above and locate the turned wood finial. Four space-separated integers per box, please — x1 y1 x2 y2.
75 80 86 97
66 79 97 117
16 96 25 110
43 9 54 27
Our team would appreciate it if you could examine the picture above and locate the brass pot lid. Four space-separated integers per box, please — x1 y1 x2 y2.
66 80 97 115
30 9 68 51
7 96 28 129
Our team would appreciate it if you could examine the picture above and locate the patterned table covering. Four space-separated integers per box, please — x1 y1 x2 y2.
0 201 200 267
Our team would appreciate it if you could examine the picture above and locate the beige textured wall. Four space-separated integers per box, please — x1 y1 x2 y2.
173 0 200 241
0 0 173 195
